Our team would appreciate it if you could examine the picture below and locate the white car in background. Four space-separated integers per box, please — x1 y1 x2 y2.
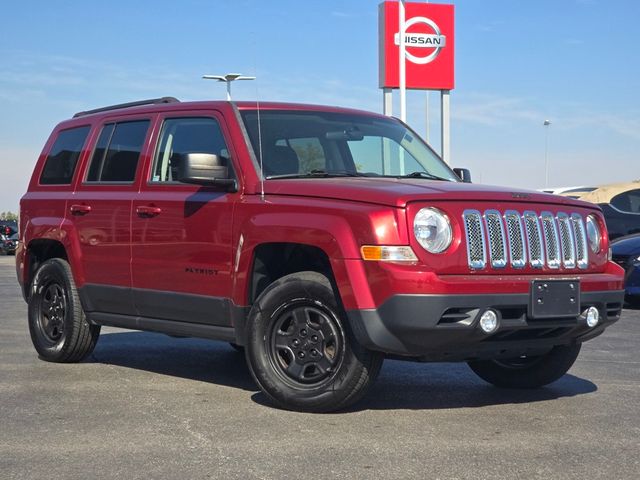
539 186 597 198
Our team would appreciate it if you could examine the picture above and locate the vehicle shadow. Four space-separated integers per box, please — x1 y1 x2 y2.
91 331 597 411
251 359 597 412
90 331 258 392
347 359 597 412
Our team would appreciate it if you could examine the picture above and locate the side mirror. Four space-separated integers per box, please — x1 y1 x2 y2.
453 167 472 183
177 153 237 191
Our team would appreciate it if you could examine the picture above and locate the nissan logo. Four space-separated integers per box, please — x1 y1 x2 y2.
394 16 446 65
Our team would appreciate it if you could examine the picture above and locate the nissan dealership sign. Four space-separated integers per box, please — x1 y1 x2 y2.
379 1 455 90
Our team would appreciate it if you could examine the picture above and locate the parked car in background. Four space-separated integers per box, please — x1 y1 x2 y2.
539 186 597 199
577 181 640 240
1 233 18 255
611 233 640 307
1 222 17 238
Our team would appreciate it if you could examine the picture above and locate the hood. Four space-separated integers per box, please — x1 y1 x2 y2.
611 233 640 256
263 177 597 209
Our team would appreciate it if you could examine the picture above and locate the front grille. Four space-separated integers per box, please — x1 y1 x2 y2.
463 210 590 271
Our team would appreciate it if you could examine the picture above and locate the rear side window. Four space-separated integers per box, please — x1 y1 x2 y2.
39 126 91 185
611 189 640 213
86 120 149 182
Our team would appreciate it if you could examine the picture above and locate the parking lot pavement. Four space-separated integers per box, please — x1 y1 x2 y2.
1 255 638 480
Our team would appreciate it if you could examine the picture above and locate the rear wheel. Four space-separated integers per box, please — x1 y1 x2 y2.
245 271 383 412
467 343 581 389
28 258 100 362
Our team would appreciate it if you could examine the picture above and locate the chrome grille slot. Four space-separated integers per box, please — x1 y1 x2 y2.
571 214 588 269
523 211 544 268
463 210 486 269
541 212 561 269
484 210 507 268
557 213 576 269
505 211 526 268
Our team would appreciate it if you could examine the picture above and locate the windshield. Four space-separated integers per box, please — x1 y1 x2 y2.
240 110 458 181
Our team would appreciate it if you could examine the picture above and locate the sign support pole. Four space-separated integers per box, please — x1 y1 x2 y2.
441 89 450 164
399 0 407 122
425 92 430 143
383 88 393 116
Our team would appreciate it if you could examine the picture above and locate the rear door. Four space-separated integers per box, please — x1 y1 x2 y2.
131 110 238 325
71 117 153 315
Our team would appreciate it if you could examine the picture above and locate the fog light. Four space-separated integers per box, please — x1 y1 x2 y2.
479 310 499 334
585 307 599 328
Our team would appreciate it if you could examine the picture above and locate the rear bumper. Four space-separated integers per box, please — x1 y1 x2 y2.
347 289 625 360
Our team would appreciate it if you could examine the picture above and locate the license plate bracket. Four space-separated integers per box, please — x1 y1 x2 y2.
528 280 580 319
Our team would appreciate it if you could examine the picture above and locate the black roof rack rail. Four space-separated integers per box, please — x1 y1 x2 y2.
73 97 180 118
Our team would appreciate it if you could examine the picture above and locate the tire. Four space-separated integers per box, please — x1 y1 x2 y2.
28 258 100 362
245 271 383 412
467 343 581 389
229 342 244 352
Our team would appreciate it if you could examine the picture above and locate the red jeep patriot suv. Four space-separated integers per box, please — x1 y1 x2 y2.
17 97 625 412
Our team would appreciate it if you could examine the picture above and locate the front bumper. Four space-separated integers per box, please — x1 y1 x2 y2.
347 289 624 360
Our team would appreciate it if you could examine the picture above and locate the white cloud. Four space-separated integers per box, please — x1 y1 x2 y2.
453 93 541 126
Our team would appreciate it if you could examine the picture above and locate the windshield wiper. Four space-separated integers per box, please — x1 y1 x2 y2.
267 169 368 180
401 171 451 181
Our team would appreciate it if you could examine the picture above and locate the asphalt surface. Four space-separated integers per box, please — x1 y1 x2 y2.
0 255 638 480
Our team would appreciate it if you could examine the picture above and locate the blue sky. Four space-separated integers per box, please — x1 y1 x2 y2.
1 0 639 209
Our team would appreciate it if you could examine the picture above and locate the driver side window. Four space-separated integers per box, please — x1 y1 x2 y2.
151 117 230 182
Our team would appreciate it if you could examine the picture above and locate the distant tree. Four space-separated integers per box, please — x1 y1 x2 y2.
0 211 18 222
292 142 325 173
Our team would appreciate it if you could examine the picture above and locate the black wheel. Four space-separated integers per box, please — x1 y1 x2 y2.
28 258 100 362
467 343 581 389
245 271 383 412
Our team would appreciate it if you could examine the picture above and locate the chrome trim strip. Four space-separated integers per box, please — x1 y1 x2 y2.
571 213 589 269
463 210 486 270
523 210 545 268
541 211 561 269
504 210 526 269
557 212 576 269
484 209 507 268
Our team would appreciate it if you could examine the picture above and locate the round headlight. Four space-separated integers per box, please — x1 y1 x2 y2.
413 207 452 253
585 214 602 253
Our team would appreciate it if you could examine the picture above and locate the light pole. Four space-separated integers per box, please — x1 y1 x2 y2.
202 73 256 101
543 119 551 188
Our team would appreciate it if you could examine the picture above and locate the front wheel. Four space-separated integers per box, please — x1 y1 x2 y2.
467 343 581 389
245 271 383 412
28 258 100 362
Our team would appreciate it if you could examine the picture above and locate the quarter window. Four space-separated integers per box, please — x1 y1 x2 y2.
39 126 91 185
152 117 230 182
86 120 149 182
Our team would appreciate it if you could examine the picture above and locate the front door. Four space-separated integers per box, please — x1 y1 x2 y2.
131 112 238 325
